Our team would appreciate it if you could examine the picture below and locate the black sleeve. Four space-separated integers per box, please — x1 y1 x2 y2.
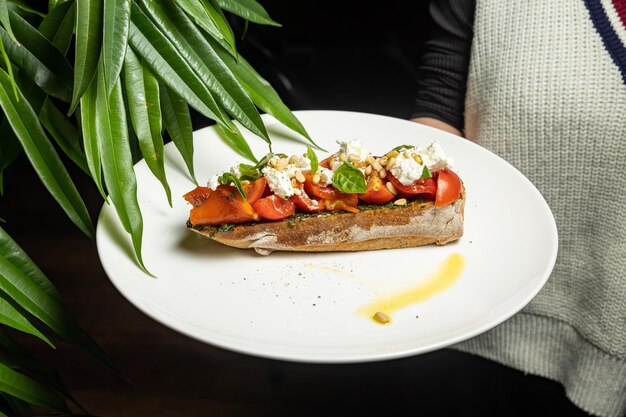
412 0 476 132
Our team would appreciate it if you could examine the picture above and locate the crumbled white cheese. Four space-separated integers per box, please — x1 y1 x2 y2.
229 165 242 178
418 142 453 170
207 175 221 191
262 167 295 199
318 167 333 186
389 150 425 185
285 155 311 178
336 139 371 163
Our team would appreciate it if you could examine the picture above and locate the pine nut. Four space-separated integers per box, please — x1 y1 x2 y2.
386 181 397 195
412 154 423 164
293 188 302 196
269 159 277 168
386 150 399 158
365 165 372 175
295 171 305 183
312 174 321 184
339 152 347 162
348 154 360 163
374 311 390 324
372 160 382 171
289 155 298 164
291 178 298 187
365 155 376 165
378 168 387 178
387 157 396 169
394 198 407 206
241 180 250 186
379 156 388 166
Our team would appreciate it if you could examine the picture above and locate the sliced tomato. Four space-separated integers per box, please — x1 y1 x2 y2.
302 171 357 202
435 169 462 207
359 171 394 204
253 195 296 220
183 186 212 207
290 185 323 213
387 172 436 200
189 185 258 226
243 177 267 205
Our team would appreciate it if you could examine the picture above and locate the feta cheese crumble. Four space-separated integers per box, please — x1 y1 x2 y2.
418 142 453 171
389 149 425 185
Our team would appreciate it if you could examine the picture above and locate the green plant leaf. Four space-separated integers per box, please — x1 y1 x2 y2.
0 344 83 411
95 65 148 273
215 124 257 162
159 83 197 184
0 226 64 307
217 172 245 199
174 0 222 42
0 10 74 102
0 36 17 101
80 78 107 200
307 147 318 174
9 1 46 18
39 98 90 175
332 161 366 193
204 35 319 149
0 67 94 238
0 362 68 412
0 296 53 348
128 3 234 130
103 0 130 94
123 47 171 206
70 0 103 114
0 0 15 42
202 0 236 53
0 123 21 180
38 0 75 55
421 165 432 179
143 0 269 143
214 0 280 26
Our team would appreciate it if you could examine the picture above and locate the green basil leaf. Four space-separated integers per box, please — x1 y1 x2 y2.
307 147 318 174
332 162 366 194
254 152 274 170
217 172 246 199
238 163 260 181
421 165 432 179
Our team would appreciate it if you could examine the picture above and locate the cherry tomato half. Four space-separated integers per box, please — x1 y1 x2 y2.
435 169 462 207
290 184 323 213
387 173 436 200
243 177 267 205
359 171 394 204
253 195 296 220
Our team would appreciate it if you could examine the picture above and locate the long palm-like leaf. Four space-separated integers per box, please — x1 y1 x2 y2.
215 124 257 162
103 0 130 94
0 296 53 348
128 3 234 131
174 0 223 45
95 64 148 272
159 83 196 183
205 35 318 148
215 0 280 26
123 47 171 205
80 78 107 200
0 363 68 412
39 0 75 55
39 98 90 175
0 11 74 102
0 68 94 238
69 0 102 114
142 0 269 143
201 0 236 53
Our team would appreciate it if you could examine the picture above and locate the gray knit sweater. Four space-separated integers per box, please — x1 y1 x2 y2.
456 1 626 416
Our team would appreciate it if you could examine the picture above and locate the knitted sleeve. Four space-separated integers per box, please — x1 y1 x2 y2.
412 0 476 132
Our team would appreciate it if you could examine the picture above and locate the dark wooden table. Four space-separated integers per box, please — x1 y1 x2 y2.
1 151 591 417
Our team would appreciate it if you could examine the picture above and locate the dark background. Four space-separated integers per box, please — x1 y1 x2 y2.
1 1 592 416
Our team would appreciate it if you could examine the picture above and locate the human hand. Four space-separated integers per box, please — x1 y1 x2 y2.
411 117 464 138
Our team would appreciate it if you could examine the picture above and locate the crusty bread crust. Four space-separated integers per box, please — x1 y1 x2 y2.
188 192 465 255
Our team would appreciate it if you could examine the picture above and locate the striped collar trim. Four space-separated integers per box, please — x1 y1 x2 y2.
584 0 626 84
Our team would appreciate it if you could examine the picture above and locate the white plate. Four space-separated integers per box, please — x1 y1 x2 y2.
97 110 557 363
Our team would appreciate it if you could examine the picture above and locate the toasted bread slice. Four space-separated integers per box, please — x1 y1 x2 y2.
188 192 465 255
